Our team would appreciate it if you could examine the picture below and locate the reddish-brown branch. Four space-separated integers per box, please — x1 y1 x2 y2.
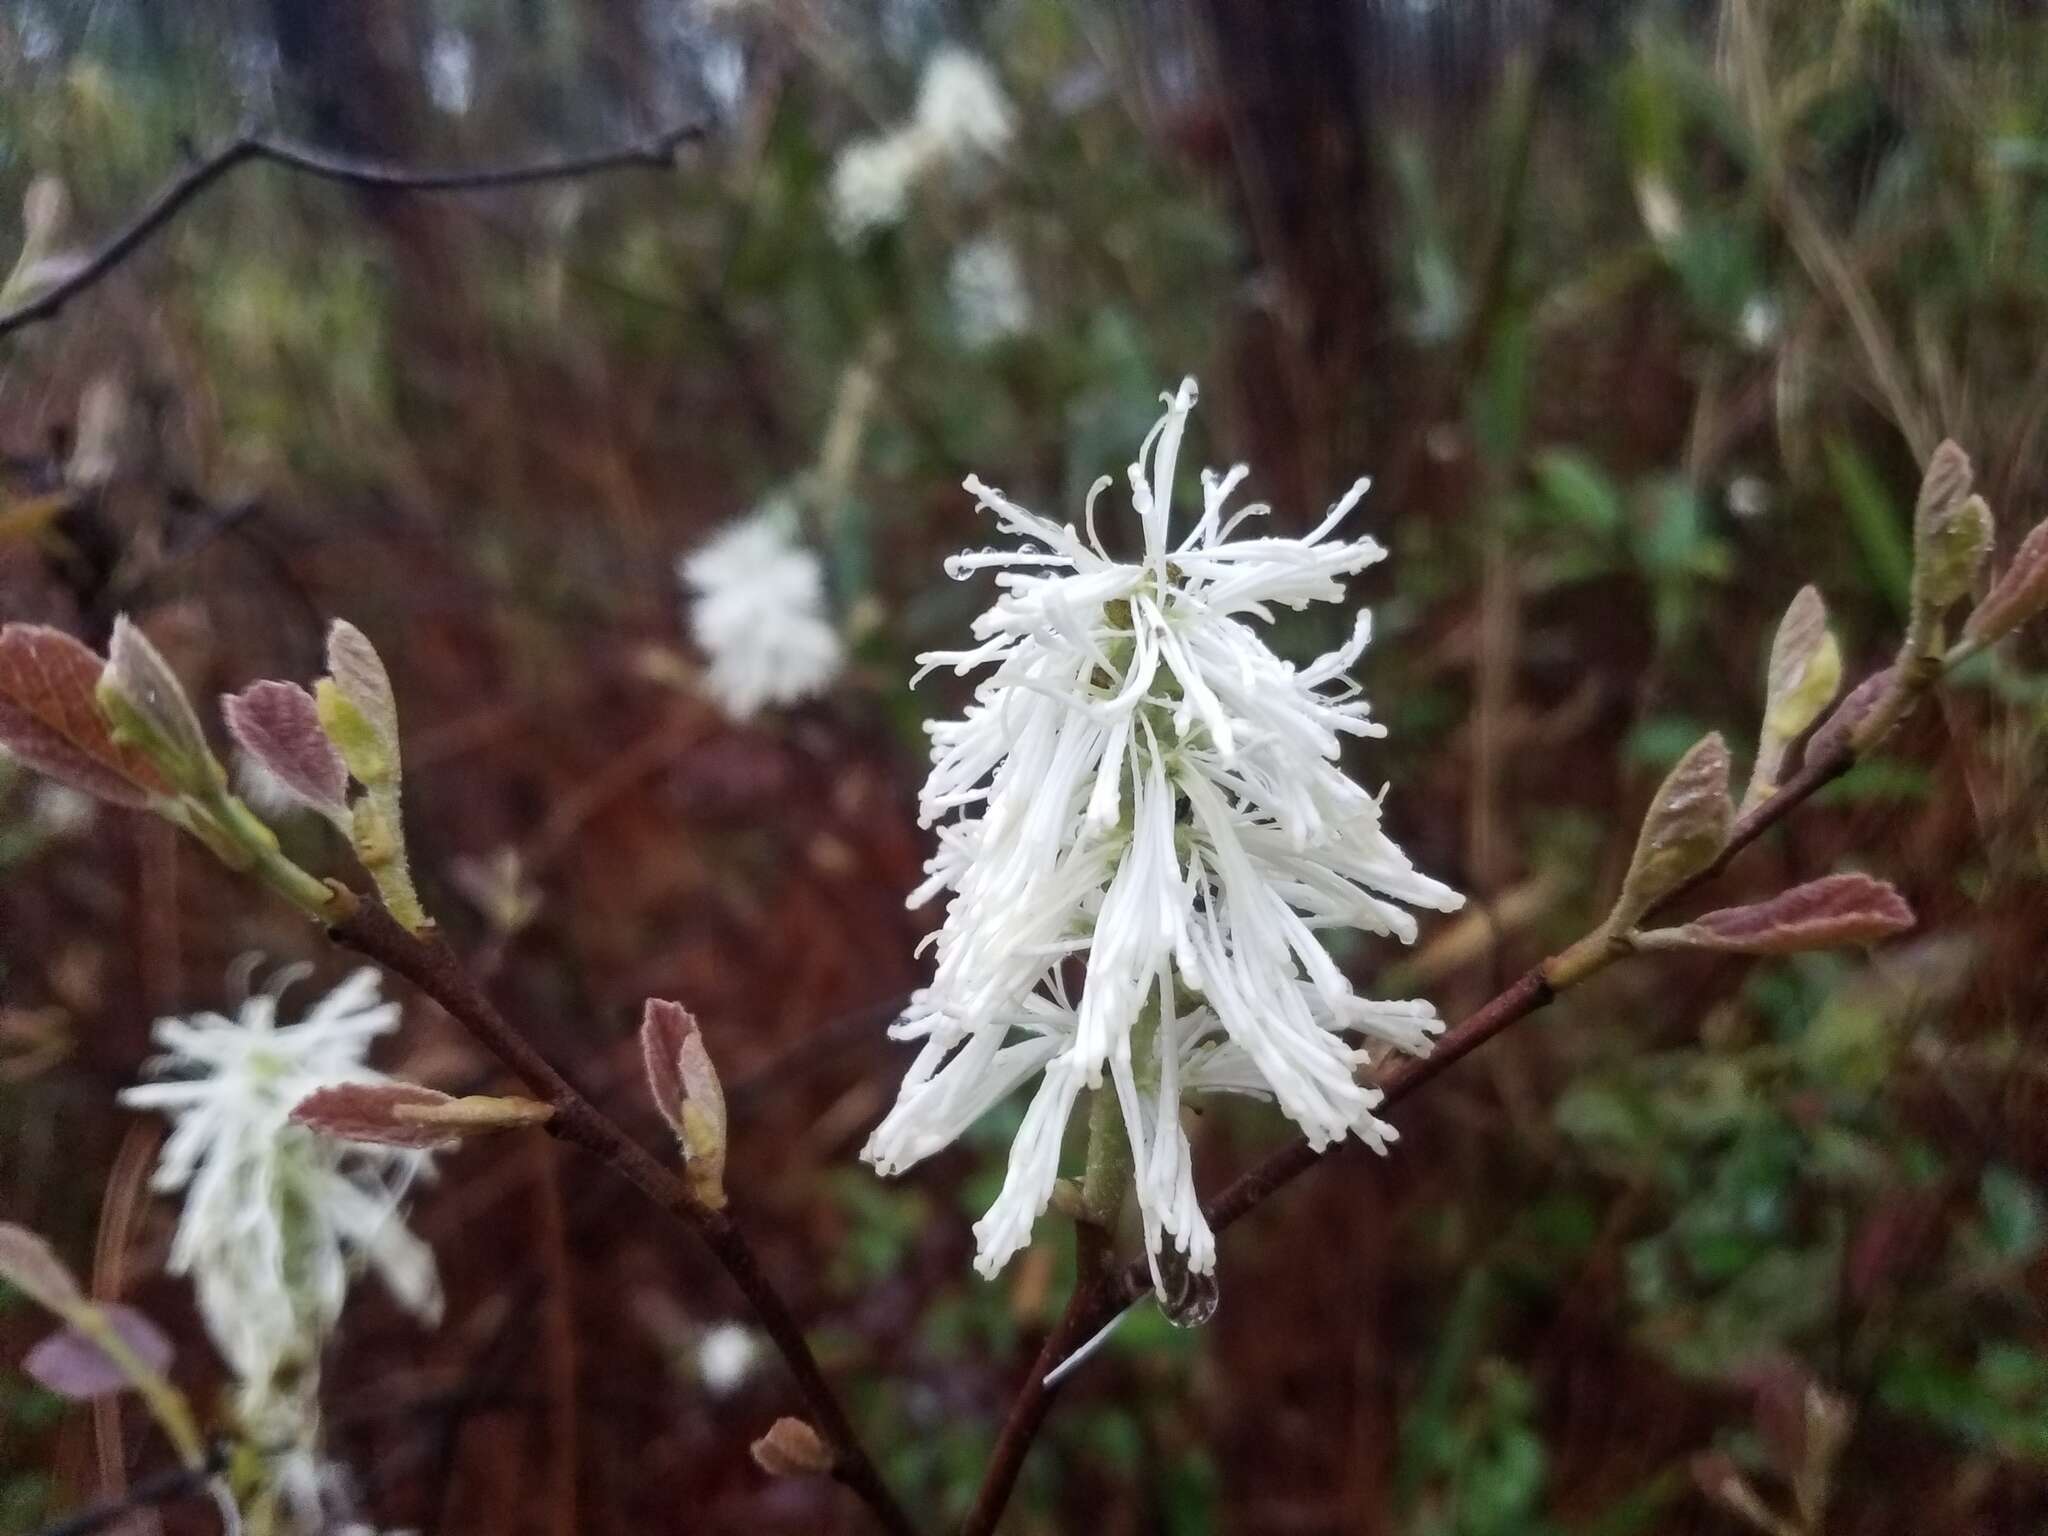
328 901 918 1536
958 732 1869 1536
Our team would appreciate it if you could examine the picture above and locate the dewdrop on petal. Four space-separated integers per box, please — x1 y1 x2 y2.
864 378 1463 1291
678 505 844 720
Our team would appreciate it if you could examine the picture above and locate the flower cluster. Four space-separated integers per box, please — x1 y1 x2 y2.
865 379 1463 1280
679 505 845 719
830 46 1015 240
121 967 440 1436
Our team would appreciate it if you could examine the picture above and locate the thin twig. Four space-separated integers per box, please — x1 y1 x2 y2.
0 122 707 339
326 902 919 1536
957 722 1879 1535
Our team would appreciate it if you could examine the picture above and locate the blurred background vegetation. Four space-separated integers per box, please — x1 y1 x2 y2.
2 0 2047 1531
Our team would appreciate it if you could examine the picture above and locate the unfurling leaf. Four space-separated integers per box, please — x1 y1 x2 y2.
25 1305 173 1399
292 1082 462 1149
224 681 350 823
323 621 399 782
1912 440 1972 543
1635 873 1912 955
97 616 220 797
393 1095 556 1134
751 1417 834 1478
1804 666 1894 768
641 999 728 1210
1611 732 1733 931
1762 587 1841 741
314 680 391 784
0 625 169 807
1964 517 2048 644
0 1221 84 1313
1744 586 1841 812
1917 493 1992 615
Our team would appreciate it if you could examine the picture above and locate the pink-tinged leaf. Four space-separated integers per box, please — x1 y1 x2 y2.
640 999 692 1135
223 680 349 816
24 1305 173 1399
0 1221 83 1313
1652 874 1913 955
1965 517 2048 643
291 1082 458 1149
0 625 169 807
1804 666 1895 770
640 999 727 1208
325 621 399 755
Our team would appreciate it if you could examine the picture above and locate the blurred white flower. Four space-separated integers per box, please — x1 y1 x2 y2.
948 235 1032 347
830 129 932 242
865 379 1463 1282
695 1321 763 1395
1739 293 1781 350
828 45 1015 243
1634 174 1683 247
121 967 440 1426
679 505 844 719
912 47 1016 161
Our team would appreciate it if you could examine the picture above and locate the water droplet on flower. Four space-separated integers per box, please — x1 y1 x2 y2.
1155 1246 1219 1329
1163 1271 1219 1328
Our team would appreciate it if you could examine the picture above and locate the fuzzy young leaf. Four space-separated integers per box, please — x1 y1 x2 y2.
1917 494 1992 615
0 1221 84 1313
1964 517 2048 644
641 999 728 1209
292 1082 461 1150
1745 586 1841 812
315 679 391 785
1611 732 1733 930
224 681 350 821
324 621 399 779
1913 440 1973 543
1762 586 1840 742
98 616 219 796
1636 873 1913 955
392 1095 555 1135
0 625 170 807
24 1305 174 1399
751 1417 834 1478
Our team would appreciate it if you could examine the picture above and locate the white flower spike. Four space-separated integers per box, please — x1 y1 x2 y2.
121 966 440 1429
865 378 1463 1284
679 505 845 719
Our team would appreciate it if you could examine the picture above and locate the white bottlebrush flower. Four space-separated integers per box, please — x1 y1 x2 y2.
679 505 845 720
865 378 1463 1282
948 235 1032 348
120 966 441 1421
912 47 1016 161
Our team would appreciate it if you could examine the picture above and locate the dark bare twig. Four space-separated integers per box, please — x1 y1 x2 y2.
0 122 707 339
327 902 919 1536
958 728 1874 1535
